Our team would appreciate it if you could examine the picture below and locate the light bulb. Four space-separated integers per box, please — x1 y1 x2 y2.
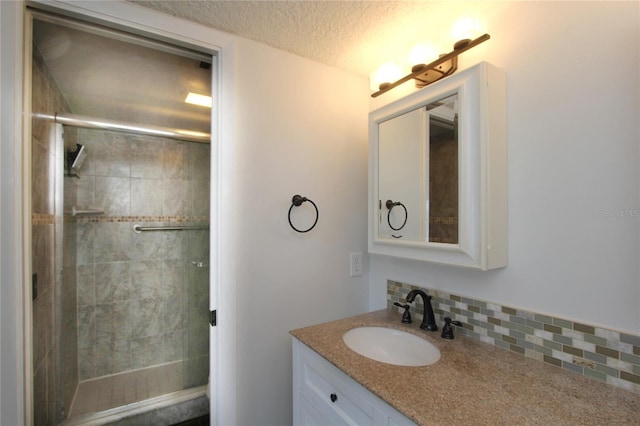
371 62 402 91
409 44 439 66
451 17 480 42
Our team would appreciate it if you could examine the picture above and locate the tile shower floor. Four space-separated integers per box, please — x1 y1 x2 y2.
69 361 185 418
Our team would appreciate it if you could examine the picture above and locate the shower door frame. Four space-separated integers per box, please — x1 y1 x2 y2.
18 1 238 425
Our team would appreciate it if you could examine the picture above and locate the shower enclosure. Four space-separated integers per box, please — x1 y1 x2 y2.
65 126 210 418
30 11 213 425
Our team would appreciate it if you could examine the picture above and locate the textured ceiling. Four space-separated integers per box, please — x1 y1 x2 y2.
32 1 494 134
130 0 492 78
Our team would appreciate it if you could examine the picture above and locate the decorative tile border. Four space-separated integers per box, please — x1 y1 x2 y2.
387 280 640 394
37 214 210 225
72 215 210 224
35 214 210 225
32 213 55 225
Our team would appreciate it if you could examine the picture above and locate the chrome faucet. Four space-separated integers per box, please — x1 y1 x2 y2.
406 289 438 331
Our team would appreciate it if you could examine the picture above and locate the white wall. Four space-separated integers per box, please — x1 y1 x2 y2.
369 1 640 333
233 39 370 425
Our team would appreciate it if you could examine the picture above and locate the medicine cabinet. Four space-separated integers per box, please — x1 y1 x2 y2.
368 62 507 270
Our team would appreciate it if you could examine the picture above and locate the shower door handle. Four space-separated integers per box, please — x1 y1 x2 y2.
191 261 209 268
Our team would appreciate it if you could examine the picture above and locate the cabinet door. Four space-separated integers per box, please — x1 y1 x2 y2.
298 394 335 426
293 338 416 426
296 341 374 425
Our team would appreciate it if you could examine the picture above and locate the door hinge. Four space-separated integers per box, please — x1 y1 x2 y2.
32 273 38 300
210 310 217 326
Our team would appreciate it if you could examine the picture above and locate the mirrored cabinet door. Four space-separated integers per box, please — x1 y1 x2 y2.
368 62 507 270
377 93 460 244
378 106 427 241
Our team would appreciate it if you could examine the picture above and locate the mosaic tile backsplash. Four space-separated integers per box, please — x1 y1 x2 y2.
387 280 640 394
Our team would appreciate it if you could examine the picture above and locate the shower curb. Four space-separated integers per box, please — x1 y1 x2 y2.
59 386 208 426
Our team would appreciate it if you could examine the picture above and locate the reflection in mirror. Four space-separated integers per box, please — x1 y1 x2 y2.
428 94 458 244
378 106 425 240
377 93 458 244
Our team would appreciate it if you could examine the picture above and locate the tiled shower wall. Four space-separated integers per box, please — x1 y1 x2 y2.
73 129 210 383
32 45 79 424
387 280 640 394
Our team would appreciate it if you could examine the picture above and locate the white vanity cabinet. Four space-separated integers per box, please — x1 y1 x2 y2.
292 338 416 426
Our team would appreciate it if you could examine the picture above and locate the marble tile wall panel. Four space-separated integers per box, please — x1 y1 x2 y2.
164 330 186 362
93 133 131 177
163 141 188 180
93 222 134 262
75 175 96 211
131 178 163 216
130 260 164 299
95 177 130 216
95 262 131 303
74 130 210 382
190 143 210 217
163 179 191 216
184 355 209 388
131 137 163 179
76 264 95 306
77 305 95 350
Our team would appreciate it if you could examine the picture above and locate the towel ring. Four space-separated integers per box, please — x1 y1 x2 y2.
386 199 408 231
288 194 319 233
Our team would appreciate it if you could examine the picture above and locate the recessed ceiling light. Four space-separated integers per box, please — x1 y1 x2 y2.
185 92 212 108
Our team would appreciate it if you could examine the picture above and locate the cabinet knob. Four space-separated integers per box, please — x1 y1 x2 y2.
330 393 337 403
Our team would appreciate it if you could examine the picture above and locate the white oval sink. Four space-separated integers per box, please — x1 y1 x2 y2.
342 327 440 367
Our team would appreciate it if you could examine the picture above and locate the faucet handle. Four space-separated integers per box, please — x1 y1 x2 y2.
393 302 412 324
441 317 463 339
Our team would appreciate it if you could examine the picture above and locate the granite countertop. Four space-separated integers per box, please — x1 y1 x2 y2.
290 309 640 425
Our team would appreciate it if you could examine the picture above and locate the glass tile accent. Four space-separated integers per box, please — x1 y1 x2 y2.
574 323 595 335
563 361 584 374
386 280 640 394
535 314 554 324
502 306 517 315
553 334 573 345
544 355 562 367
621 352 640 365
563 345 583 357
543 340 562 351
596 346 619 359
488 317 501 326
584 334 607 346
553 318 573 329
544 324 562 334
621 333 640 347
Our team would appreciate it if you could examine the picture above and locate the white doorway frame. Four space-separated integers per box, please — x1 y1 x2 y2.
3 1 237 424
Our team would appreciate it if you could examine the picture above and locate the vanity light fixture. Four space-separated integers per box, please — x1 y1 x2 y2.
185 92 212 108
371 33 490 98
